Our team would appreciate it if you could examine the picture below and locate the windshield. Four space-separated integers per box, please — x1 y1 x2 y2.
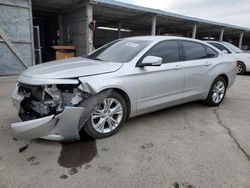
87 39 152 63
223 42 243 53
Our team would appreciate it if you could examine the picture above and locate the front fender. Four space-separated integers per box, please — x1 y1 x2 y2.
78 76 136 117
78 77 129 94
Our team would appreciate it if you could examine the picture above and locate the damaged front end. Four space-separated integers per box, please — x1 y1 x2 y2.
11 82 92 141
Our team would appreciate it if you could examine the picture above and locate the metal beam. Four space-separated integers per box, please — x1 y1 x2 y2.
33 26 42 64
58 15 64 44
239 32 244 49
0 39 31 44
117 13 152 24
192 24 197 39
86 3 93 54
118 23 122 38
0 2 29 9
151 15 157 36
92 0 250 32
28 0 35 66
61 1 89 14
219 28 224 42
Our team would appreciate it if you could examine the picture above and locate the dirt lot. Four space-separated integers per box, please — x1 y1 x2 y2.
0 75 250 188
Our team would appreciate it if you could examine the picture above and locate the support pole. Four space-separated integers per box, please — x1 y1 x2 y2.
192 24 197 39
86 3 93 54
219 28 224 42
28 0 35 65
151 15 157 36
58 15 63 44
118 23 122 38
239 32 244 49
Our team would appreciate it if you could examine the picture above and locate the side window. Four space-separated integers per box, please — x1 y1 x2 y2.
182 41 207 60
205 46 218 58
145 41 180 63
208 42 232 54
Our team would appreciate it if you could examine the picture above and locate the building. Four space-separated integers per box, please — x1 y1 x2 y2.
1 0 250 75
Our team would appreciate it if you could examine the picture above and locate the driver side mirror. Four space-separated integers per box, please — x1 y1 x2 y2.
138 56 162 67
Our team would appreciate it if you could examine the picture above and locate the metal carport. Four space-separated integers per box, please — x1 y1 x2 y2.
1 0 250 75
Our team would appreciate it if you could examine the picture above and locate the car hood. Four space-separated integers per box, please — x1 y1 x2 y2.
22 57 123 79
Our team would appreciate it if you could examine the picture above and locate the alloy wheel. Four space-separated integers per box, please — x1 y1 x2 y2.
212 80 225 104
91 98 123 133
237 64 243 74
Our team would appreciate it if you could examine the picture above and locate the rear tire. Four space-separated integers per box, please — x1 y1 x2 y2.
81 91 127 139
237 62 246 75
204 76 227 107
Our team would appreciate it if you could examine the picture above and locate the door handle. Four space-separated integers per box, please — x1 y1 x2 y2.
173 65 182 70
205 62 212 66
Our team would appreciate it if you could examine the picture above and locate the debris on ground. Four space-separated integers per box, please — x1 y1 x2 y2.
139 142 154 149
68 167 78 175
173 182 195 188
27 156 36 162
85 164 91 170
19 144 28 153
59 174 68 180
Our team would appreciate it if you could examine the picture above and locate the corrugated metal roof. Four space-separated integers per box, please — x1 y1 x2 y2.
92 0 250 32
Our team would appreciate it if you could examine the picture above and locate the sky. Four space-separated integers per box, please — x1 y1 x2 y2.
117 0 250 28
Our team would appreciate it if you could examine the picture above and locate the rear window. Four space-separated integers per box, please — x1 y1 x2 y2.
208 42 232 54
182 41 207 60
205 46 218 58
223 42 243 53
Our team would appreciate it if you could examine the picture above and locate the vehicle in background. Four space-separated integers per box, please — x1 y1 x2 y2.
207 41 250 75
11 36 237 141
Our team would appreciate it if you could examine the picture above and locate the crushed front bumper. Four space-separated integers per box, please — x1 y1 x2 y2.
11 87 84 142
11 115 57 140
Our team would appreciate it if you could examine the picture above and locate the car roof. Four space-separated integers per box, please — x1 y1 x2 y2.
123 35 206 43
122 36 222 53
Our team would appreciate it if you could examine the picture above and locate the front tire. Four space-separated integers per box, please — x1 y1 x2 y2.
237 62 246 75
204 76 227 107
82 91 127 139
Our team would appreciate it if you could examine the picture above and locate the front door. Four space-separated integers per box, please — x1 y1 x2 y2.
135 40 185 114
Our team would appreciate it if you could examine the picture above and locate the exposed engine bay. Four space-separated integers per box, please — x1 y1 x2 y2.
12 80 113 141
18 83 90 121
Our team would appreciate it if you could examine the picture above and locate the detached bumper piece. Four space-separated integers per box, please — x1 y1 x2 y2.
11 115 57 140
11 107 84 141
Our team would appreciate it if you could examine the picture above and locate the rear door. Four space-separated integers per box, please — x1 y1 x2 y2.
135 40 185 114
180 40 219 102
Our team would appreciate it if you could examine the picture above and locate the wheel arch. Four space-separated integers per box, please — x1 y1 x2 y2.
99 87 131 119
237 61 246 73
204 74 228 106
237 60 246 66
217 74 228 87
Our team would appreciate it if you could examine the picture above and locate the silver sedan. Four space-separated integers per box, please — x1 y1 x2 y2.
11 36 237 141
